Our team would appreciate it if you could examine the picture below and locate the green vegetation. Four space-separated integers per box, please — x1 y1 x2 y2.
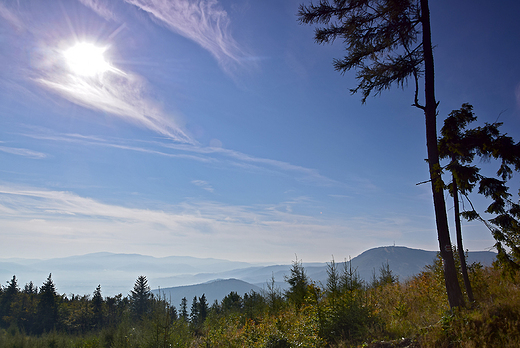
1 255 520 347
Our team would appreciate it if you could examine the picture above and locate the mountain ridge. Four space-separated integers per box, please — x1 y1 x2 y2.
0 246 496 298
152 278 263 306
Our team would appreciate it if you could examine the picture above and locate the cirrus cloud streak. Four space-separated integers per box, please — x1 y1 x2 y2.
0 146 47 159
38 68 194 144
124 0 245 71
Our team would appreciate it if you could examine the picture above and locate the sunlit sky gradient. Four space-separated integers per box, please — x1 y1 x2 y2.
1 0 519 263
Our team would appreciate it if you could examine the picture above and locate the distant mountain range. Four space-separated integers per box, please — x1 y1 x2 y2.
0 246 496 303
0 253 254 296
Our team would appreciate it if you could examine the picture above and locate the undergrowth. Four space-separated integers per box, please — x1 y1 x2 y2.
1 257 519 347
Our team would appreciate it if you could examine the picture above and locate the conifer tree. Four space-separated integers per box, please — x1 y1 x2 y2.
198 294 208 324
180 296 188 321
265 274 284 313
222 291 243 313
23 281 37 294
298 0 464 307
439 104 520 274
0 275 19 327
284 257 309 308
190 296 199 326
92 284 103 329
130 275 151 320
376 261 398 287
326 258 340 298
340 258 363 292
36 274 58 333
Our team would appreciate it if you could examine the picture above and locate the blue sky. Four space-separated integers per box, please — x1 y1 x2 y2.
1 0 519 263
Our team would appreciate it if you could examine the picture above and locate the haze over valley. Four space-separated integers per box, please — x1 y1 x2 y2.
1 246 497 303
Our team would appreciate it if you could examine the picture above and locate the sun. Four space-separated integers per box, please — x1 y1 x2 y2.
63 42 111 77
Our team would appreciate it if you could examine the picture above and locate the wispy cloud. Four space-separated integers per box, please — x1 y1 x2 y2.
77 0 116 21
0 183 408 261
21 130 214 163
38 65 194 143
158 142 355 188
0 146 47 159
207 147 343 187
21 129 352 188
0 3 24 31
191 180 214 193
124 0 245 71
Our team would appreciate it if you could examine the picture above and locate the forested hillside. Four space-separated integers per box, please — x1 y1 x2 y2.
1 252 519 347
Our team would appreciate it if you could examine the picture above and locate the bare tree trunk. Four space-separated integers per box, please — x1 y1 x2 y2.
421 0 465 308
452 172 475 303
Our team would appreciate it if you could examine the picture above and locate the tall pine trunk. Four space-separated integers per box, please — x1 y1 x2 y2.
420 0 465 308
452 171 475 303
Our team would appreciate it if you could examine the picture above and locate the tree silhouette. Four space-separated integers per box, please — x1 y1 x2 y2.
0 275 19 327
298 0 464 307
36 274 58 333
438 104 479 302
179 296 188 321
439 104 520 275
130 275 151 320
222 291 243 313
198 294 208 324
190 296 199 327
92 284 103 329
23 281 37 294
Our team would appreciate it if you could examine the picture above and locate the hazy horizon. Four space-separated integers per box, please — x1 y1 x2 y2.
0 245 498 297
0 244 497 264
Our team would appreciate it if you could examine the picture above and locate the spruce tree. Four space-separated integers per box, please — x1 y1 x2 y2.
23 281 37 294
198 294 208 324
36 274 58 333
92 284 103 329
130 275 151 320
0 275 19 327
284 257 309 308
180 296 188 321
190 296 199 326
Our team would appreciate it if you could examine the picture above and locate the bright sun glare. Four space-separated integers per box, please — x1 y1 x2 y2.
64 42 110 77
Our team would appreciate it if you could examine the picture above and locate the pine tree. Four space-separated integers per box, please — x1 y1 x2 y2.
439 104 520 275
92 284 103 329
180 296 188 321
190 296 199 326
0 275 19 327
376 261 398 287
326 258 340 298
198 294 208 324
298 0 464 307
265 274 284 313
130 275 151 320
23 281 37 294
36 274 58 333
340 258 363 292
243 290 265 320
284 257 309 308
221 291 243 313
